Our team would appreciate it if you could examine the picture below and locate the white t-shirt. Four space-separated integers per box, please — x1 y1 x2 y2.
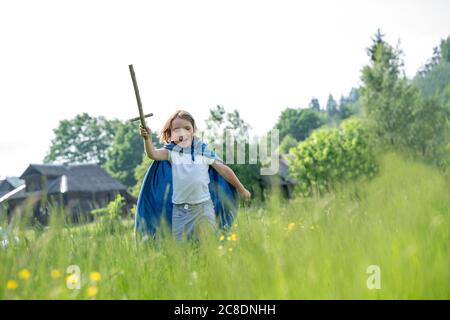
168 149 216 204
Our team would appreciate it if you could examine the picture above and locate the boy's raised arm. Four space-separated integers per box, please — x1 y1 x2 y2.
211 161 251 201
139 125 168 160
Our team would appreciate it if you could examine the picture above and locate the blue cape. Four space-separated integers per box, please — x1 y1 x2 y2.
134 137 238 238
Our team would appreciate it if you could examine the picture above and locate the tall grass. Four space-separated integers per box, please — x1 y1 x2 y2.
0 152 448 299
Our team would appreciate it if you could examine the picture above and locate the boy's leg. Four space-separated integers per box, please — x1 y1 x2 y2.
172 204 195 242
172 200 217 242
192 199 217 242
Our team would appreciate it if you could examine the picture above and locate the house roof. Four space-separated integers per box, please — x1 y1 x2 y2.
20 164 70 178
16 163 127 196
0 184 26 203
0 176 25 189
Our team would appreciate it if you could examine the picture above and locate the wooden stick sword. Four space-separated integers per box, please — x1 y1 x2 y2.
128 64 153 125
128 65 184 142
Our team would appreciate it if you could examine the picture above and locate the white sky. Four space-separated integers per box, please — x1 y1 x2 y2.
1 0 449 178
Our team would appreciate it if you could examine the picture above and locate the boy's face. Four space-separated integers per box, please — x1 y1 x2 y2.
170 118 194 148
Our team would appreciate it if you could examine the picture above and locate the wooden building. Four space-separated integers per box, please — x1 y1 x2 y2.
260 155 297 199
0 163 135 224
0 177 24 198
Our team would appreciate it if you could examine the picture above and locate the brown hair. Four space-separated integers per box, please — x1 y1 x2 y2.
159 110 197 143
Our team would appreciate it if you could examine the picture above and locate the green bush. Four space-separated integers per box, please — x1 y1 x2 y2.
289 118 378 196
279 134 298 155
91 194 126 233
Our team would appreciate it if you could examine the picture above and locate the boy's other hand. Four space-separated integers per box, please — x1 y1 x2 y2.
139 124 151 139
239 188 251 202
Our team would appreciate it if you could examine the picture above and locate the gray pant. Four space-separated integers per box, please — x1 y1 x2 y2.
172 199 217 242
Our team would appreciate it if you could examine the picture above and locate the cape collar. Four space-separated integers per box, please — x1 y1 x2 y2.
164 137 216 162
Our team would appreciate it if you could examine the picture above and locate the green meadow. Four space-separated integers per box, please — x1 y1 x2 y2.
0 152 448 299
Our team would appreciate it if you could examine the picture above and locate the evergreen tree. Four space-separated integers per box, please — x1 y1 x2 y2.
308 98 321 111
361 29 413 146
326 94 338 117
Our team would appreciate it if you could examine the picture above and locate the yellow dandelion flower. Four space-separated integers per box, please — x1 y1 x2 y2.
219 235 225 241
6 280 18 290
18 268 31 280
230 233 238 241
86 286 98 297
51 269 61 279
287 222 295 231
66 273 79 286
89 271 102 282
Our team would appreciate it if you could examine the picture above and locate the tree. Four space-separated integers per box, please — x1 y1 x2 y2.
367 29 387 62
411 37 450 170
417 36 450 78
361 29 414 146
205 105 227 142
441 36 450 63
362 32 450 172
225 110 251 141
103 122 160 188
205 105 250 144
205 105 264 201
326 94 338 118
275 108 325 142
279 134 298 155
131 153 153 198
309 98 321 111
44 113 121 165
408 96 448 158
409 37 450 171
415 37 450 99
338 88 362 120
